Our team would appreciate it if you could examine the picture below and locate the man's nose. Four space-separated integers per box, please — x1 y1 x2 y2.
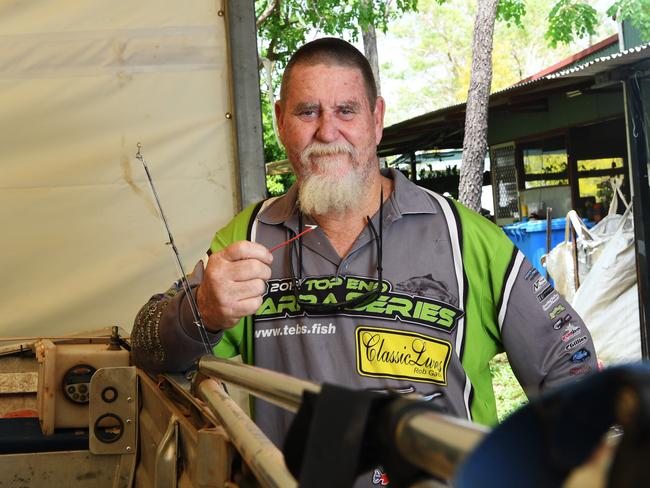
315 112 339 143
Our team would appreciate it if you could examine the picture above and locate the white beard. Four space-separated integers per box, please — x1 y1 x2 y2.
296 142 372 216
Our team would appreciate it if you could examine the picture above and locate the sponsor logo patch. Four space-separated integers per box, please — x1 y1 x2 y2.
524 266 540 281
553 314 573 330
565 336 588 351
356 326 452 385
548 304 566 319
533 276 548 292
542 293 560 311
570 365 592 376
561 326 581 342
537 285 554 303
372 467 390 486
570 348 591 363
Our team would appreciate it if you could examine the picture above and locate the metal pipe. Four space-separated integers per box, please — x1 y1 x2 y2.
198 356 320 412
198 356 485 481
395 410 487 480
196 378 297 488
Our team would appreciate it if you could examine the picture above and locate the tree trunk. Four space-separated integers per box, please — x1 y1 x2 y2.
458 0 499 212
260 57 280 141
362 23 382 96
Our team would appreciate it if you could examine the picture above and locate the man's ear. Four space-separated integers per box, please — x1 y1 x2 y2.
373 96 386 145
275 100 285 142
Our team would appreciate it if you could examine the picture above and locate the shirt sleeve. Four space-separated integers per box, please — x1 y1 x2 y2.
498 252 599 397
130 260 222 374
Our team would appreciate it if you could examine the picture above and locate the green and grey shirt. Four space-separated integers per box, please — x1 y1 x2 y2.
132 169 597 449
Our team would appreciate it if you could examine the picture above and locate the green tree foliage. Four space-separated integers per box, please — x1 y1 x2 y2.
255 0 650 199
261 95 285 164
385 0 648 123
387 0 644 210
607 0 650 38
383 0 607 123
267 173 298 196
546 0 599 47
256 0 419 67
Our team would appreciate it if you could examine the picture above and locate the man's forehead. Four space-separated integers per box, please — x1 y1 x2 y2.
286 71 367 104
287 63 366 91
292 98 363 109
281 60 375 110
291 60 363 77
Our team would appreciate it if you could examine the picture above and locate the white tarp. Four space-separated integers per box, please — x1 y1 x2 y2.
0 0 241 337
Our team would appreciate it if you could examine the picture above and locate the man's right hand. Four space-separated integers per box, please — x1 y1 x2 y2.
197 240 273 331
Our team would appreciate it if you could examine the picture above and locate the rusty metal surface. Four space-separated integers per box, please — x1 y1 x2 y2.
0 355 37 374
0 372 38 394
0 355 38 416
0 394 37 417
194 426 233 487
136 371 233 488
0 450 122 488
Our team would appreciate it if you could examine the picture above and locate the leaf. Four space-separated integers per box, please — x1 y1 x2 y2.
607 0 650 41
496 0 527 28
545 0 598 47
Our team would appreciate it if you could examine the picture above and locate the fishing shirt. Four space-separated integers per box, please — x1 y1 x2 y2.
132 168 598 458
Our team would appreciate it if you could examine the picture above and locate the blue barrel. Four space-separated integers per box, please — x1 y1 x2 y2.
502 218 568 276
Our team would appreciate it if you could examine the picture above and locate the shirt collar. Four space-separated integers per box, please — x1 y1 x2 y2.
387 167 439 216
257 167 438 229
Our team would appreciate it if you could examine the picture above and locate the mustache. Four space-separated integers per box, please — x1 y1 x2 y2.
299 142 357 163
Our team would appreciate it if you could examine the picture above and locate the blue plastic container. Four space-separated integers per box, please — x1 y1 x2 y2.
502 218 569 277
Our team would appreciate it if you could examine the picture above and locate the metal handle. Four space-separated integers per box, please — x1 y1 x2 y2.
198 355 320 412
154 416 178 488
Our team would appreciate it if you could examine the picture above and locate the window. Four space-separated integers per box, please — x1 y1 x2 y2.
577 157 626 219
522 136 568 189
490 143 518 224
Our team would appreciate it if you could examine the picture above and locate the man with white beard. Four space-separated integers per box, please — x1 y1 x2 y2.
132 37 597 485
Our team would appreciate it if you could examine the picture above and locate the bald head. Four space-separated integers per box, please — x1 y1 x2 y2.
279 38 378 110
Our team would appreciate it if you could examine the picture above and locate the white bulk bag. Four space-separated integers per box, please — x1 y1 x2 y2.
543 211 586 302
571 201 641 364
544 180 632 302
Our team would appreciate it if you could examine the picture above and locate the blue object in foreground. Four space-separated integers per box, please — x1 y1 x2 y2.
502 218 593 277
455 364 650 488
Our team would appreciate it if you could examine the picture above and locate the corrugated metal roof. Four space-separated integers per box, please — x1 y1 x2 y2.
548 41 650 78
515 34 619 85
486 41 650 97
378 41 650 156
